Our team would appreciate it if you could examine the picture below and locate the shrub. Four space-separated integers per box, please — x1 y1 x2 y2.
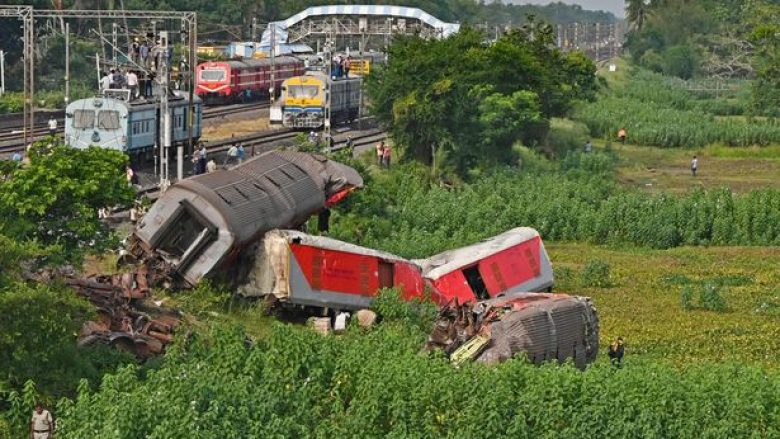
41 324 780 438
544 118 591 158
580 259 611 288
680 286 695 310
700 282 728 312
371 287 437 331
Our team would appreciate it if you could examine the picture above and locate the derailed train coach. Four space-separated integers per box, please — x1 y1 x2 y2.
129 150 363 286
239 229 426 310
236 227 554 311
415 227 554 305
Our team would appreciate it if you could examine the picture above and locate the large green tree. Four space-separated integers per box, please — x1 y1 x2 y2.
367 24 597 175
0 144 135 260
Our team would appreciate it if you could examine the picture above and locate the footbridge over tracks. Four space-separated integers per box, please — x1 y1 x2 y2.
259 5 459 53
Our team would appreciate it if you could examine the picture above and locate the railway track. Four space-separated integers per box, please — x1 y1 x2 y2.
0 102 270 155
135 127 387 197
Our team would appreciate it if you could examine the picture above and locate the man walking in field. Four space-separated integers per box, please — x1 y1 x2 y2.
617 127 627 145
30 402 54 439
608 336 625 368
691 156 698 177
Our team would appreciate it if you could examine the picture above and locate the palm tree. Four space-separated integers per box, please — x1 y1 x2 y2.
626 0 649 31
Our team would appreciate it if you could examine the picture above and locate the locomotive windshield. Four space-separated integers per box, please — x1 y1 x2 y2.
200 69 225 82
287 85 320 99
73 110 95 129
97 110 121 130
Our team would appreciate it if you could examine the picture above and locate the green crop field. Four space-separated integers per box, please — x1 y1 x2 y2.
576 65 780 148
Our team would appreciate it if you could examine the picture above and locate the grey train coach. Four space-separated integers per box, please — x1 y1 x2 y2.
64 92 202 156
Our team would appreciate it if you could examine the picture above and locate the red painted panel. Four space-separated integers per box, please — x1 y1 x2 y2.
432 270 475 305
291 244 379 296
394 262 425 301
478 236 542 297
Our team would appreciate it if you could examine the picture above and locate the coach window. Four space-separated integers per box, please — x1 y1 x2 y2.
97 110 121 130
73 110 95 129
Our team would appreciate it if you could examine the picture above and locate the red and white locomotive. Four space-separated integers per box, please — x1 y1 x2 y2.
195 56 305 104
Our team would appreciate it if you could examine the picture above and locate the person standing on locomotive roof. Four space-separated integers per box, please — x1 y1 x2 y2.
140 41 150 65
109 69 118 89
343 56 351 78
99 72 111 92
131 38 140 63
126 70 139 100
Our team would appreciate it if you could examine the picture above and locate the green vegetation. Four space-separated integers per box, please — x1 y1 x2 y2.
575 68 780 148
2 4 780 435
7 295 778 438
367 25 597 175
0 144 135 261
0 146 136 407
625 0 780 114
332 157 780 254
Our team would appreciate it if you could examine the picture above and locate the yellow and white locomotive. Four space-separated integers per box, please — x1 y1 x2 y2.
277 71 361 129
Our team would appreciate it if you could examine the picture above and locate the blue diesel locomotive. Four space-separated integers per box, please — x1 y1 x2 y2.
64 91 202 156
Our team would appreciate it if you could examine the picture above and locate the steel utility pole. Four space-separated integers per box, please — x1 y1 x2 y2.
251 17 257 50
0 50 5 96
270 23 276 102
186 13 197 166
323 20 334 150
64 22 70 106
112 22 118 68
158 31 171 190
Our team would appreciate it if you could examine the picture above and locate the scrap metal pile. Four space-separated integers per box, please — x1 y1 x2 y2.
426 293 600 369
66 270 181 359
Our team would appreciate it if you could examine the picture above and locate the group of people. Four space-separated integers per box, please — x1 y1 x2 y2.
100 69 148 100
191 144 212 175
129 37 174 71
191 143 246 175
330 54 353 79
375 140 392 168
225 142 247 166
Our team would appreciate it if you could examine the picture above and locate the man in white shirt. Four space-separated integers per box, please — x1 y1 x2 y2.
691 155 698 177
99 72 111 92
226 143 238 166
48 117 57 137
126 70 139 100
30 402 53 438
